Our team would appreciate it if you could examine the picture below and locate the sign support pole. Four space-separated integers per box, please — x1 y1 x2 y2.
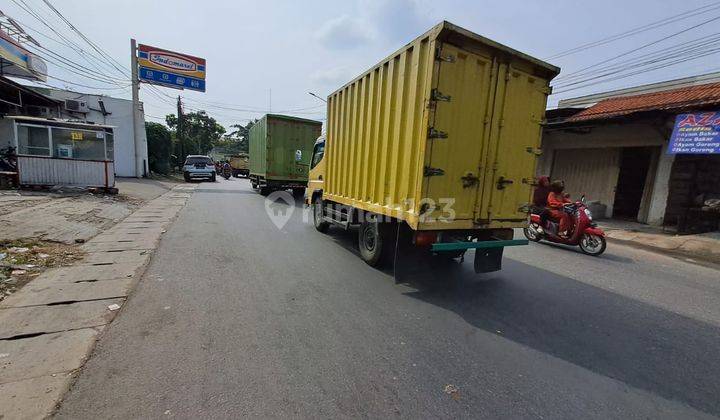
130 38 144 178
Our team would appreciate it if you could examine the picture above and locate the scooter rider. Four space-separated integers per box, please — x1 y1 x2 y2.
531 176 551 233
548 180 572 237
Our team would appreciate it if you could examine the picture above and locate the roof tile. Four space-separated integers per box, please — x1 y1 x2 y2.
566 82 720 122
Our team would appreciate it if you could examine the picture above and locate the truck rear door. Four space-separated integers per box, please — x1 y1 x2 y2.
422 43 495 223
476 64 550 223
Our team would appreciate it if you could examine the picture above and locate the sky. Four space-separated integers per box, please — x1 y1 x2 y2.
4 0 720 129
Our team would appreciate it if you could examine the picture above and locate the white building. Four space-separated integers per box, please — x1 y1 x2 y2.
33 87 148 177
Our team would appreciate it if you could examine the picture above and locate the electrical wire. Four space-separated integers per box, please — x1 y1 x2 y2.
10 0 123 78
37 75 131 91
546 1 720 60
556 14 720 82
10 1 323 123
553 35 720 89
39 0 129 78
554 32 720 83
552 48 720 94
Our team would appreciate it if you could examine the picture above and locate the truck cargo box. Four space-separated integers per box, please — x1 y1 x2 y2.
249 114 322 186
323 21 560 231
229 153 249 177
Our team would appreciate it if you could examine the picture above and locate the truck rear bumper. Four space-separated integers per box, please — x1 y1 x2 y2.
431 239 528 252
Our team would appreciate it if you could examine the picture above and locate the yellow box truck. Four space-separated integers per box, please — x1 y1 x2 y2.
306 21 559 276
229 153 250 177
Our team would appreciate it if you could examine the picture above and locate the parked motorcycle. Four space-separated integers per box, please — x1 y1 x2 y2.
0 146 17 172
524 196 607 256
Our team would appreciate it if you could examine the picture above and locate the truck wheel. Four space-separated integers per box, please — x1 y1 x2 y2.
313 196 329 233
260 186 271 196
293 187 305 198
211 174 217 182
358 217 394 267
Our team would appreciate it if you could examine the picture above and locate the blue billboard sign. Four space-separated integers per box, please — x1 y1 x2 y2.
668 112 720 154
138 67 206 92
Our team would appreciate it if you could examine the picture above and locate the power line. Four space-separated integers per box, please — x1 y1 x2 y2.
10 2 323 122
554 31 720 83
39 0 129 78
9 0 122 78
556 14 720 82
182 97 325 113
33 75 131 91
552 50 720 94
553 33 720 88
546 1 720 60
24 46 131 86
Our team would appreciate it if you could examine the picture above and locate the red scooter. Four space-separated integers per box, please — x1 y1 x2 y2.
524 196 607 256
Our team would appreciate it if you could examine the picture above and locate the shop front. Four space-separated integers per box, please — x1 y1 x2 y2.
541 81 720 233
5 116 115 189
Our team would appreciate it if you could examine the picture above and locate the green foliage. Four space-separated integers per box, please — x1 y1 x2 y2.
145 122 172 174
166 111 226 159
218 120 256 155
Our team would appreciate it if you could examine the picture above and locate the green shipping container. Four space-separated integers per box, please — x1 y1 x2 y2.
249 114 322 190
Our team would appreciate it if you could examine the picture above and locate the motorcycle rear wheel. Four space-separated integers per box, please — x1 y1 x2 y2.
523 224 541 242
579 234 606 256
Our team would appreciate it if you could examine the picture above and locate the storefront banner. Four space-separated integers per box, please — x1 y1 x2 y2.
668 112 720 154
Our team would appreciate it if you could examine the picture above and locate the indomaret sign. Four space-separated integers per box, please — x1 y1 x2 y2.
137 44 206 92
668 112 720 154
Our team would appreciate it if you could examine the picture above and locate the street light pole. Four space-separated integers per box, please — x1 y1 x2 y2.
308 92 327 103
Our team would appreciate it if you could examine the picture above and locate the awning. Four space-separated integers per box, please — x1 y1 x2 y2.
0 75 59 108
7 115 115 130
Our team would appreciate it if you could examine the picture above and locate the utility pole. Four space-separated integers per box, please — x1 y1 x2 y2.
177 95 185 163
130 39 144 178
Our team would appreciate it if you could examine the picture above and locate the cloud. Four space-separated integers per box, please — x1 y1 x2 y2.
310 66 356 91
314 15 375 50
363 0 434 42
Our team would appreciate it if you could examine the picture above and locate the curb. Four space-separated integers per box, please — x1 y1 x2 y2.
605 235 720 268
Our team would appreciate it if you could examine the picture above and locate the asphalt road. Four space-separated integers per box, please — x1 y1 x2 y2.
57 178 720 419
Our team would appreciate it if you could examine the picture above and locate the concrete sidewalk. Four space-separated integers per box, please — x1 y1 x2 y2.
0 178 179 245
600 220 720 264
0 184 196 419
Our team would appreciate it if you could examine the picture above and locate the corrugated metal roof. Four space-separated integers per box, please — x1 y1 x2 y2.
565 81 720 123
7 115 115 129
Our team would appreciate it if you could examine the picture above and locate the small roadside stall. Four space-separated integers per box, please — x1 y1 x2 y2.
5 116 116 190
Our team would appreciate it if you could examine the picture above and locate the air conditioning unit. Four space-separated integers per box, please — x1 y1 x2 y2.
64 99 89 113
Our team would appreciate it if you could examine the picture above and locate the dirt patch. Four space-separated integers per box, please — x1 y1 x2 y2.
0 240 84 302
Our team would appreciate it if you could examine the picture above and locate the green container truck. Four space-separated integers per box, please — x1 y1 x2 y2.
249 114 322 196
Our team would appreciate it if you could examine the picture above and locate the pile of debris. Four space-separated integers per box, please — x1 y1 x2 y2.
0 239 83 301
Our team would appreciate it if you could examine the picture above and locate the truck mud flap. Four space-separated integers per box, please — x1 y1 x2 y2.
393 224 459 284
474 247 503 273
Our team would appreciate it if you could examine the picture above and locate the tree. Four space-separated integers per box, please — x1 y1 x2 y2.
166 111 226 159
227 120 257 153
145 122 172 174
